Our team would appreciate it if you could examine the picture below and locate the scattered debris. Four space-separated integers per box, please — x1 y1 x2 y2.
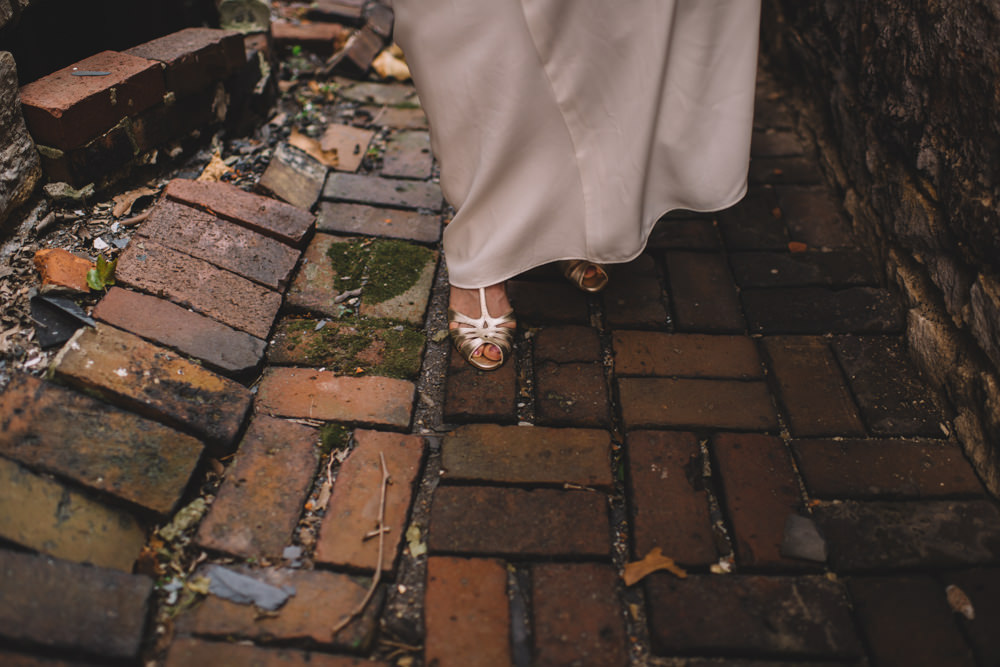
204 565 296 611
158 498 210 543
33 248 93 294
43 182 94 203
946 584 975 620
29 293 95 348
779 514 827 563
405 524 426 558
197 150 235 182
111 186 159 217
289 128 340 167
623 547 688 585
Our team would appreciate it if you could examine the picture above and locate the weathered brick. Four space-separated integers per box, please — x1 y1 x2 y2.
429 486 611 558
335 25 385 76
944 568 1000 665
0 651 96 667
760 336 865 437
777 186 854 249
271 21 348 55
645 574 862 658
365 2 394 38
712 433 807 568
315 430 426 573
164 178 315 245
613 331 762 379
0 549 153 659
93 287 266 377
125 28 244 98
618 378 778 431
536 361 611 428
627 430 718 565
195 416 320 558
165 638 386 667
360 105 428 130
603 275 670 328
729 250 879 288
792 438 985 499
717 187 788 251
285 232 348 316
323 172 443 211
116 238 281 339
441 424 613 489
51 324 252 447
833 335 947 437
443 349 518 424
130 83 221 153
743 287 905 334
647 217 720 250
308 0 365 22
382 130 432 180
136 199 301 290
849 576 976 667
754 86 795 131
37 118 136 187
178 567 381 651
337 82 418 107
359 246 437 326
533 325 601 363
814 500 1000 571
319 124 375 173
665 251 745 332
33 248 92 293
751 129 805 157
507 280 590 325
256 367 415 429
425 557 511 667
257 142 328 210
749 156 824 185
531 563 627 667
0 373 202 516
316 202 441 243
20 50 165 150
0 457 146 572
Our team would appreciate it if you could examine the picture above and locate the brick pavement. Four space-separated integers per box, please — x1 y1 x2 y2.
3 37 1000 667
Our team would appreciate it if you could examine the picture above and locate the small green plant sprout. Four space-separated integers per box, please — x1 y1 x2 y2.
87 254 117 291
291 44 303 57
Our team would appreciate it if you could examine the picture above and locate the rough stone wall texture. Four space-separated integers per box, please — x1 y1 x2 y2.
760 1 1000 494
0 50 40 226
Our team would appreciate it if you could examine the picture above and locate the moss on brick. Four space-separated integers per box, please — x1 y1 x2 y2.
325 238 435 306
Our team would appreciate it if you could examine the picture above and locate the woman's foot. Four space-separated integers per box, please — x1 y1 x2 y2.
448 283 516 369
559 260 609 292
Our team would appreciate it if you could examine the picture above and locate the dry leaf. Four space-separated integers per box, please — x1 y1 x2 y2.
623 547 687 586
111 186 158 217
372 49 411 81
788 241 808 253
197 151 234 182
946 584 975 620
289 128 339 167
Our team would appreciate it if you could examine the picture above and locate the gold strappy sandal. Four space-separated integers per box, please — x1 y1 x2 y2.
559 260 609 293
448 286 516 371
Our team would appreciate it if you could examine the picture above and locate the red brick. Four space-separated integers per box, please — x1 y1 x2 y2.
945 568 1000 665
130 83 221 153
164 178 315 245
0 652 94 667
507 280 590 325
94 287 266 377
0 373 202 516
751 129 805 157
429 486 610 558
178 567 381 651
309 0 365 23
0 549 153 660
777 186 854 249
51 323 252 447
315 430 426 573
319 124 375 173
33 248 92 293
256 367 415 429
271 21 348 55
812 500 1000 571
335 25 386 76
382 130 432 180
613 331 762 379
116 238 281 339
20 50 165 150
316 202 441 243
37 119 136 187
323 172 443 211
257 142 327 210
665 251 745 332
743 287 905 334
761 336 865 437
365 2 394 38
792 438 985 499
749 156 824 185
848 576 976 667
531 563 627 667
712 433 806 568
627 431 717 566
443 348 518 424
285 232 349 316
730 250 879 288
195 416 320 558
618 378 778 431
716 187 788 251
136 200 301 290
165 638 387 667
533 325 601 363
441 424 613 489
647 217 721 250
424 557 511 667
125 28 244 98
0 457 146 572
833 335 946 437
644 574 862 658
536 362 610 428
360 105 428 130
603 275 669 328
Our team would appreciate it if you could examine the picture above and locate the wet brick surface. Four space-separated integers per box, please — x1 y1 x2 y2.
533 324 601 363
534 361 611 428
443 349 518 423
613 331 763 379
619 377 778 431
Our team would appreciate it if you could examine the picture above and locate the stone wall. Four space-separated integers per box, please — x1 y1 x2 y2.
760 1 1000 493
0 51 40 225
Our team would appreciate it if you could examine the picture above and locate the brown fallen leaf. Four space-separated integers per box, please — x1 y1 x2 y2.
372 49 411 81
289 128 339 168
197 151 234 182
788 241 808 253
112 186 158 217
623 547 687 585
946 584 975 620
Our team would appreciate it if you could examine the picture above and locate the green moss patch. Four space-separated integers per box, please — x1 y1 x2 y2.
326 238 435 305
318 423 351 456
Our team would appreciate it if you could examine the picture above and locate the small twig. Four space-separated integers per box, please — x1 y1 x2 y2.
363 526 391 540
120 209 152 226
332 451 389 635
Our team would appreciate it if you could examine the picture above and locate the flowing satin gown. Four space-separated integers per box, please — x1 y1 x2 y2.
392 0 761 288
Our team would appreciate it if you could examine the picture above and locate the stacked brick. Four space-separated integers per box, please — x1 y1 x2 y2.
19 28 247 187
